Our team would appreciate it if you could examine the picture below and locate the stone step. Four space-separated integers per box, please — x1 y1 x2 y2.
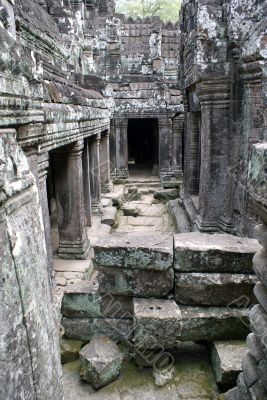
174 232 261 273
210 340 246 388
94 233 174 271
101 206 117 226
174 272 257 306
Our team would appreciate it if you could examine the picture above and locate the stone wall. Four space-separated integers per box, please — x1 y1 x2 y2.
179 0 267 237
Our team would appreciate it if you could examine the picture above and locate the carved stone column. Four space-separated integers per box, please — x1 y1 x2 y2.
183 112 200 196
194 81 232 233
89 135 102 215
82 139 92 226
158 117 173 182
172 114 184 180
115 118 129 179
37 152 54 286
100 131 113 193
53 140 90 260
110 119 117 180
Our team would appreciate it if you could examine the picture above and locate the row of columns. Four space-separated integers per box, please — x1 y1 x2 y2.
26 130 112 269
111 116 183 181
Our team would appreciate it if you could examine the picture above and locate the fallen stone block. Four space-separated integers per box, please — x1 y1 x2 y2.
94 233 173 270
62 316 133 342
99 266 174 298
101 206 117 226
175 273 257 306
153 365 175 387
180 306 250 342
79 336 123 389
250 305 267 356
102 198 113 208
242 350 259 388
121 206 140 217
154 188 179 201
60 338 86 364
174 233 260 273
210 341 246 388
133 298 182 349
224 387 242 400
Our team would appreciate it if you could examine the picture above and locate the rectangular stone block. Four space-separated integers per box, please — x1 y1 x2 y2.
174 273 257 306
180 306 250 342
133 298 182 349
62 317 133 342
98 266 174 298
174 233 260 273
94 233 173 270
211 341 246 388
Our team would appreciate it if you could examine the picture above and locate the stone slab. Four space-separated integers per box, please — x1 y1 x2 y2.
174 273 257 306
133 298 182 349
94 234 173 270
62 317 133 342
210 341 246 387
101 206 117 226
174 233 260 273
180 306 250 342
98 266 174 298
54 259 91 273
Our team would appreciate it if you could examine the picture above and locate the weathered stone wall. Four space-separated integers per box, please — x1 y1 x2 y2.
179 0 267 237
0 131 63 399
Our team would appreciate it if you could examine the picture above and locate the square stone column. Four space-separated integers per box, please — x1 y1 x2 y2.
100 131 113 193
115 118 129 179
82 139 92 227
53 140 90 260
89 135 102 215
183 112 201 196
158 117 173 182
194 81 233 233
110 119 117 180
172 114 184 180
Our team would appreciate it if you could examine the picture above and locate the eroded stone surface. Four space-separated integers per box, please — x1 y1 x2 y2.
133 298 182 349
79 337 123 389
211 341 246 387
94 234 173 270
174 233 260 273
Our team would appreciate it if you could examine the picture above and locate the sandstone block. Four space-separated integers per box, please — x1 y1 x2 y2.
94 233 173 270
175 272 257 306
62 317 133 342
249 379 267 399
258 359 267 392
210 341 246 388
79 336 123 389
60 338 86 364
254 282 267 313
241 350 258 388
174 233 260 273
253 251 267 287
250 305 267 355
237 373 250 400
154 188 179 201
101 206 117 226
99 266 174 298
246 333 264 362
224 387 242 400
133 298 182 349
180 306 250 342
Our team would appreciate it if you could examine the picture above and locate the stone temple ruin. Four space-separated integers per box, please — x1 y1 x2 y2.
0 0 266 399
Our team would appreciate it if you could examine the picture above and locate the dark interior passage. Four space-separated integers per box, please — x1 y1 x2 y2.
128 118 159 175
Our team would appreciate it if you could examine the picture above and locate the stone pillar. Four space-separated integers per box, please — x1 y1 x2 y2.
172 114 184 180
53 140 90 260
115 118 129 179
82 139 92 227
183 112 200 196
100 131 113 193
158 117 173 182
194 82 232 232
89 135 102 215
37 152 54 287
110 119 117 180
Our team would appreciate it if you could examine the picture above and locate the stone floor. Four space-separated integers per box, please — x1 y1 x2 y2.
62 343 219 400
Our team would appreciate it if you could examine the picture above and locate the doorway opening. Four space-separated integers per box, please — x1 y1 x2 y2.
127 118 159 177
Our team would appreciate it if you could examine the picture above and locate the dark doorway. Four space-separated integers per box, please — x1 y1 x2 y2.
128 118 159 176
